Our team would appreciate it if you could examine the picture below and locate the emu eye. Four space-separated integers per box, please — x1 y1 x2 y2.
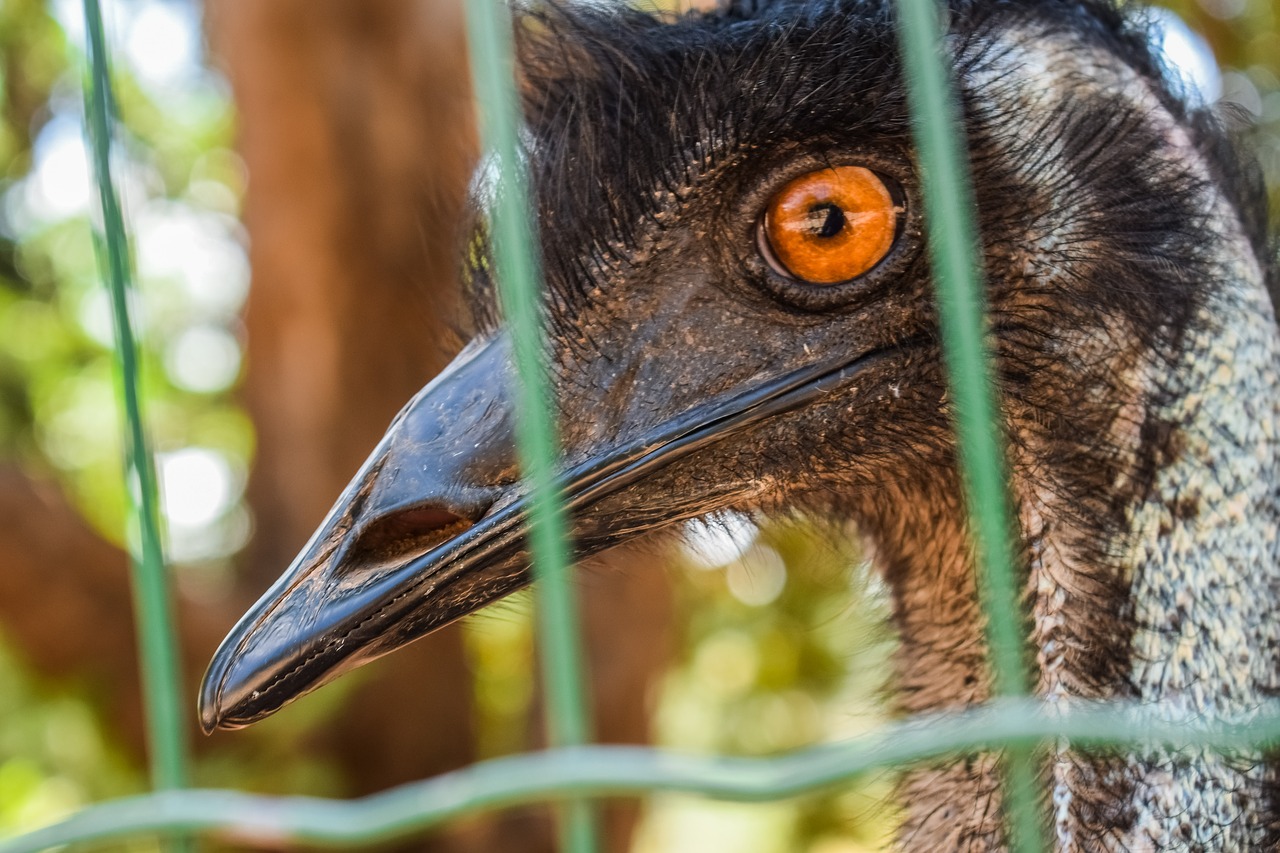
759 166 900 285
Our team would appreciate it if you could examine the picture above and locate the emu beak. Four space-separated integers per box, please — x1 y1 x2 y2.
200 321 890 731
200 334 520 732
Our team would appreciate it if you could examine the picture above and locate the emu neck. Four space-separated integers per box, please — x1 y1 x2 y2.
1037 265 1280 849
871 489 1005 849
877 265 1280 849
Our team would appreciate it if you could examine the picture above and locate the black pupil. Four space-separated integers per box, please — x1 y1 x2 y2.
806 202 845 239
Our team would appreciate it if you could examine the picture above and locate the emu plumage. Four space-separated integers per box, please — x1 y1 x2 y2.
201 0 1280 848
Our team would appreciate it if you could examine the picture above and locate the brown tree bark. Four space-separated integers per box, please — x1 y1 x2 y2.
0 468 167 753
201 1 479 821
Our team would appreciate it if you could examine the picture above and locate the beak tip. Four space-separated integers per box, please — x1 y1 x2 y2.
198 673 224 734
198 649 241 734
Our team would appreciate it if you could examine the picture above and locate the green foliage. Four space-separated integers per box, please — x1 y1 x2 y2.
1160 0 1280 213
636 518 898 852
0 0 247 554
466 593 539 761
0 0 249 839
0 638 156 851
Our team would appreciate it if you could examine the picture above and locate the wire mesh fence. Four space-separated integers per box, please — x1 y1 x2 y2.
2 0 1278 851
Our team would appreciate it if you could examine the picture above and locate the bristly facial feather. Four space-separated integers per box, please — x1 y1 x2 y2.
458 1 1278 848
203 0 1278 848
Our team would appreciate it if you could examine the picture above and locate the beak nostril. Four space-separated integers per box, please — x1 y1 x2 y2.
374 507 467 537
342 506 476 578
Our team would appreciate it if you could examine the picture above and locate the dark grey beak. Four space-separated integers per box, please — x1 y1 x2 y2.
199 317 897 732
200 334 521 732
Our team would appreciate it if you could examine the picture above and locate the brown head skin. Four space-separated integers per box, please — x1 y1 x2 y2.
202 1 1279 847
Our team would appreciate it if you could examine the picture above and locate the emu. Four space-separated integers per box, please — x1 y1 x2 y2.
200 0 1280 848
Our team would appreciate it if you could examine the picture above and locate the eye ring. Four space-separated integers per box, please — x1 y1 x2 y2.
757 166 903 286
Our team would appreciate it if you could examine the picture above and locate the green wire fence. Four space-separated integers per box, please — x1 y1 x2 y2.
80 1 189 850
2 1 1274 852
892 0 1041 847
6 702 1280 852
464 3 599 850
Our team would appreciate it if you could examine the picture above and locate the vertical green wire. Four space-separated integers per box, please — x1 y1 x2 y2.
463 2 600 852
893 0 1044 850
81 0 191 837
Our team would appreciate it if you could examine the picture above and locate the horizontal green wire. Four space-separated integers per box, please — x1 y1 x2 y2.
892 0 1043 848
461 1 599 851
4 699 1278 852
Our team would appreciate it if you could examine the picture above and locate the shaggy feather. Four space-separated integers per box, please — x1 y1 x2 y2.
456 1 1279 848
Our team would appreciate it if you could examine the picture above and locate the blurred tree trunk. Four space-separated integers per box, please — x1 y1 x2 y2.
202 2 675 851
201 1 480 824
0 0 674 847
0 467 189 750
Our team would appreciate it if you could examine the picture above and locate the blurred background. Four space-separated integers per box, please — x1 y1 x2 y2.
0 0 1274 851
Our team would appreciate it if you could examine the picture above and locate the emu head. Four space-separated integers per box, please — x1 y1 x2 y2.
200 0 1270 731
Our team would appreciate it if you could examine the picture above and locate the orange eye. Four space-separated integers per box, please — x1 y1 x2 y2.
760 166 899 285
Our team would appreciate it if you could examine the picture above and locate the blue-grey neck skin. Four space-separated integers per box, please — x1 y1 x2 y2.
1021 248 1280 852
1112 219 1279 851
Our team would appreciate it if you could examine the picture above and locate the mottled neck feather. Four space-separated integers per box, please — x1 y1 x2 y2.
876 244 1280 851
1034 247 1280 850
873 23 1280 850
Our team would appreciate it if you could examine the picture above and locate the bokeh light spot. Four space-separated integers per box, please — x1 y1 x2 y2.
159 446 234 527
726 545 787 606
165 324 241 393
